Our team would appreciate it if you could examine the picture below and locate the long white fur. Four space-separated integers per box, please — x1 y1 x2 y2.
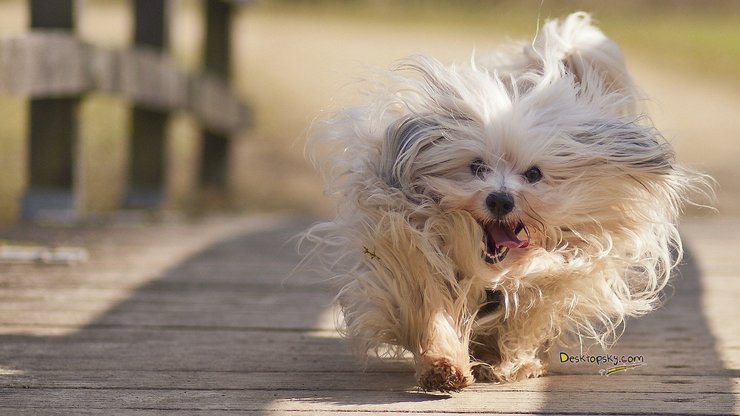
303 12 712 390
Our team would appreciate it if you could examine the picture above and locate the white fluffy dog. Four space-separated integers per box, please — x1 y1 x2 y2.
304 12 710 392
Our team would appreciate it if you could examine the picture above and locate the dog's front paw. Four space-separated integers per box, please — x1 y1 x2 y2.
417 355 472 392
471 362 499 382
497 358 547 382
471 355 547 383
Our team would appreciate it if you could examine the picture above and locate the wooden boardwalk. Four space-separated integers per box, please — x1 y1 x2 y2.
0 215 737 415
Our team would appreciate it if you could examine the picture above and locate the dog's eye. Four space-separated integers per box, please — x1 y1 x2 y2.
470 159 490 178
523 166 542 183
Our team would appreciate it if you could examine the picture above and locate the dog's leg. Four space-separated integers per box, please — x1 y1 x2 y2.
471 332 550 382
415 310 473 392
470 301 554 383
340 274 473 391
342 212 474 392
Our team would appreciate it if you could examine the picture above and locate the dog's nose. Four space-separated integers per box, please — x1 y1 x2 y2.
486 192 515 218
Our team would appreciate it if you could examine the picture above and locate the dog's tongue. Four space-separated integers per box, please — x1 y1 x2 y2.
487 223 529 249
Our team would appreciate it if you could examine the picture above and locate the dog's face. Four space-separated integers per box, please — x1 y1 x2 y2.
380 57 676 266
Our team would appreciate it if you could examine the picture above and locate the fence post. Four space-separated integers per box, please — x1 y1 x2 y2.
21 0 79 222
200 0 233 196
123 0 169 208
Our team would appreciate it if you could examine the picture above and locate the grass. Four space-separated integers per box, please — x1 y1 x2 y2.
0 97 26 221
258 2 740 84
601 12 740 84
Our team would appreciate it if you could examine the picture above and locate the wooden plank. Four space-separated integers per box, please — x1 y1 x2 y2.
0 216 296 289
190 73 246 133
0 266 322 290
0 386 735 414
0 324 731 376
0 291 336 331
0 34 246 132
87 47 118 92
0 285 329 305
0 327 357 373
0 297 735 343
0 33 90 96
0 230 323 290
0 411 276 416
0 369 734 394
117 48 189 111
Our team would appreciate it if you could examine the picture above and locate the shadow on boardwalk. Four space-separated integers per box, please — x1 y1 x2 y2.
0 219 735 414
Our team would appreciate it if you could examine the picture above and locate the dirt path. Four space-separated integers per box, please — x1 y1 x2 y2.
235 11 738 215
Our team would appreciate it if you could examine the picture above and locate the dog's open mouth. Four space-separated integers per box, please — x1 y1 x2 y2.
481 222 529 264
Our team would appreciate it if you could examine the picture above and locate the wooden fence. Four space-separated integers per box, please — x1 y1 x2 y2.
0 0 249 222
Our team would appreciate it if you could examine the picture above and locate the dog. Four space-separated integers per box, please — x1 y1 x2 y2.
303 12 712 392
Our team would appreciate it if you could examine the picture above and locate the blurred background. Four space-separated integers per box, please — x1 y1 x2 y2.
0 0 738 223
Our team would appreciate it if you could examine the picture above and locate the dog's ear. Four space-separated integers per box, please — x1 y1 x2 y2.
380 115 441 189
527 12 638 111
574 120 674 176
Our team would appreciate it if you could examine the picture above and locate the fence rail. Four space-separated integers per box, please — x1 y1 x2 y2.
0 33 246 134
